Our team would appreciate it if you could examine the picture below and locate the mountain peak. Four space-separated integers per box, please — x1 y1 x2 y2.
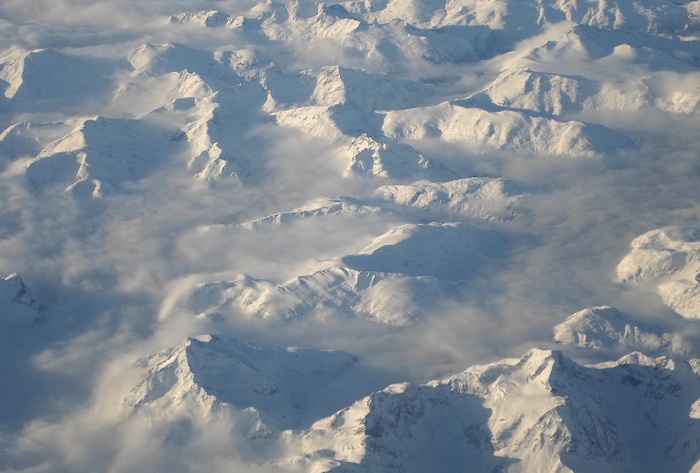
0 273 43 322
124 335 358 430
618 226 700 318
554 306 672 354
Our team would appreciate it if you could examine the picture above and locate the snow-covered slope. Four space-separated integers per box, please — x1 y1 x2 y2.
284 348 700 473
618 227 700 318
173 91 259 185
190 267 443 326
374 177 528 221
0 48 107 109
129 43 237 81
341 222 507 280
341 134 455 179
0 121 72 175
469 68 599 116
272 106 455 179
123 335 357 430
260 1 481 67
553 306 673 354
2 0 700 471
506 24 700 77
168 10 237 28
308 65 432 110
111 70 216 117
472 66 700 116
0 273 42 322
190 222 504 325
242 177 527 229
382 101 630 156
25 116 179 197
241 197 383 229
343 0 695 34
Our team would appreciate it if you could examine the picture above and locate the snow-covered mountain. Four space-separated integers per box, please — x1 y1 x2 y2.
123 335 358 430
240 177 527 228
382 100 630 156
374 177 528 221
1 0 699 471
553 306 678 355
341 134 455 179
618 227 700 319
241 196 384 229
0 48 108 110
283 349 700 473
120 337 700 473
470 66 700 116
25 116 179 197
168 10 238 28
188 222 507 325
190 266 444 326
0 273 42 322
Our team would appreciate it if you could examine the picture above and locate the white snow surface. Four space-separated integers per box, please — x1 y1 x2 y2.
383 100 631 156
123 337 700 472
240 196 384 229
553 306 679 355
0 0 699 471
374 177 528 221
618 227 700 318
189 267 443 326
281 348 700 473
123 335 358 430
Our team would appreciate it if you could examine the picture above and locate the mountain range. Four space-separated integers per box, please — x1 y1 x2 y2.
0 0 699 471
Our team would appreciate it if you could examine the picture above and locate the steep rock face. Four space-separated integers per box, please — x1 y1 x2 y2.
289 349 700 473
123 335 357 431
617 227 700 318
553 306 672 354
374 177 528 221
382 101 630 157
